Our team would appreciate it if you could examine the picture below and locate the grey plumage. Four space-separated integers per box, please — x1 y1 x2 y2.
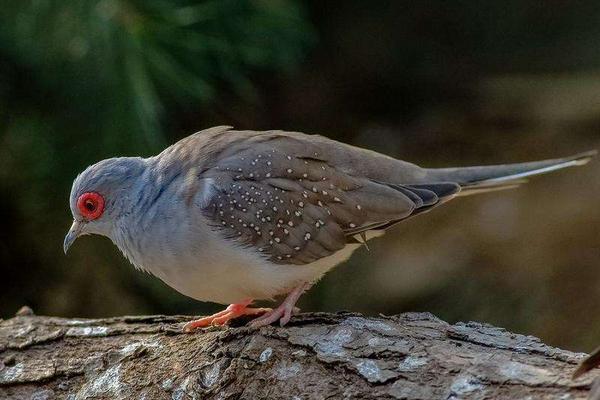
64 126 595 308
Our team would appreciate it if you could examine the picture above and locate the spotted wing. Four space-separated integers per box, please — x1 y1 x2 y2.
199 142 459 265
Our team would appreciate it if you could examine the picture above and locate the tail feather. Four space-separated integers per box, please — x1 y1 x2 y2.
425 150 596 196
454 181 526 197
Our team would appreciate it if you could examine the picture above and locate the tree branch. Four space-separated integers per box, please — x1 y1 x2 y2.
0 311 596 399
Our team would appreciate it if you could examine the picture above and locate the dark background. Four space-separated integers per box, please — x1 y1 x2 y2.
1 0 599 351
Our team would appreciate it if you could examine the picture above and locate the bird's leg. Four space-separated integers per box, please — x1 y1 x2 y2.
183 299 271 332
248 282 310 328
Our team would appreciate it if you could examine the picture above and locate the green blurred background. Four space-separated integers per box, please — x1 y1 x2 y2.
1 0 600 352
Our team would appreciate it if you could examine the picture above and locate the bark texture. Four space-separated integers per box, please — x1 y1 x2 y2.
0 311 597 399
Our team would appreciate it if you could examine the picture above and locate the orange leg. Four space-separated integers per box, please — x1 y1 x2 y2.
248 282 310 328
183 299 271 332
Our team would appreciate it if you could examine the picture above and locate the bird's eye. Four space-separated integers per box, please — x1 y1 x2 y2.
76 192 105 220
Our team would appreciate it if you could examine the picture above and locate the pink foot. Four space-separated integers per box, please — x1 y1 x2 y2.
248 282 310 328
183 299 271 332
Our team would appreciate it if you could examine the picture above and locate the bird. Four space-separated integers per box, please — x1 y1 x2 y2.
64 126 595 331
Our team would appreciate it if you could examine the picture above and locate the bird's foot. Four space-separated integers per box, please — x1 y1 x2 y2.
248 282 309 328
183 300 270 332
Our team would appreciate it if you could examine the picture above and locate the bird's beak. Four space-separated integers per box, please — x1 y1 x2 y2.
64 220 85 254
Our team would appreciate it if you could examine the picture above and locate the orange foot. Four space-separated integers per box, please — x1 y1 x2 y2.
183 300 270 332
248 282 309 328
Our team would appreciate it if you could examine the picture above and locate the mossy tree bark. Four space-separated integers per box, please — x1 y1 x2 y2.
0 311 597 399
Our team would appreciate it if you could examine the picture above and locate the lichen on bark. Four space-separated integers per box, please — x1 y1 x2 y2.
0 311 597 399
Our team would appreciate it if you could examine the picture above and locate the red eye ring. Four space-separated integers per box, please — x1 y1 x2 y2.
77 192 105 220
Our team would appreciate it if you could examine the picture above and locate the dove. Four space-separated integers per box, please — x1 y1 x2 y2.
64 126 595 330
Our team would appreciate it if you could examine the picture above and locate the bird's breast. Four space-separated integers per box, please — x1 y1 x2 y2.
110 175 360 305
111 205 326 304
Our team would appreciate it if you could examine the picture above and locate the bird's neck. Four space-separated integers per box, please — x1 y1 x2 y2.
111 219 147 272
108 166 158 271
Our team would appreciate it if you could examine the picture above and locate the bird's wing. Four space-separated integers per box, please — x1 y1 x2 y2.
187 128 460 265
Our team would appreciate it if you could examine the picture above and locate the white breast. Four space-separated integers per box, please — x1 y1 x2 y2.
111 198 362 305
131 211 364 304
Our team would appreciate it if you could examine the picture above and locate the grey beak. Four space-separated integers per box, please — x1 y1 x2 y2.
64 220 85 254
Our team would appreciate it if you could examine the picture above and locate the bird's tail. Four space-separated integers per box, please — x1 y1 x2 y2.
424 150 596 196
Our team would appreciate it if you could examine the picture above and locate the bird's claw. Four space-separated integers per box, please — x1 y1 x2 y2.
182 303 271 333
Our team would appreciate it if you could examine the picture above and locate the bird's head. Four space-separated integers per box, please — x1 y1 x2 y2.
64 157 147 253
